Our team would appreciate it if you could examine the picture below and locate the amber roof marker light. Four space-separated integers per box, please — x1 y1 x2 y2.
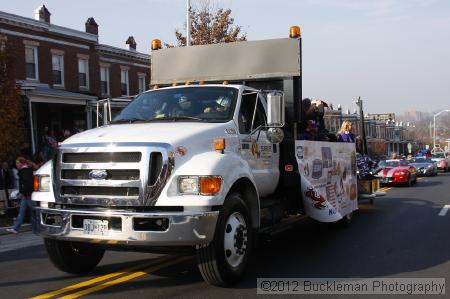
289 26 301 38
151 39 162 50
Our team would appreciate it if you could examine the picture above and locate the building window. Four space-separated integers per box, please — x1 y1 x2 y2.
121 69 129 96
78 58 89 89
138 75 146 94
52 54 64 86
25 46 38 80
100 66 110 96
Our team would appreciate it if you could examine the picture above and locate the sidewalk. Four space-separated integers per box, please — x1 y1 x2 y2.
0 223 32 236
0 227 43 253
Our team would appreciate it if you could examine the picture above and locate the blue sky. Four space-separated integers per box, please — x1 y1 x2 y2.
1 0 450 115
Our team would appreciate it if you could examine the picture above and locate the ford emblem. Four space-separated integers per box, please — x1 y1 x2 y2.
89 169 108 180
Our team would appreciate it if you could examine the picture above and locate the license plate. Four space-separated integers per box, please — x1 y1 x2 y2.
83 219 109 236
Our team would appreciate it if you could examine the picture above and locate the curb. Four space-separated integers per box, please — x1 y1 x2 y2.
0 224 32 236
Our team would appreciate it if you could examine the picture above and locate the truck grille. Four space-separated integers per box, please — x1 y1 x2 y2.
63 152 141 163
62 169 140 180
55 144 174 207
61 186 140 197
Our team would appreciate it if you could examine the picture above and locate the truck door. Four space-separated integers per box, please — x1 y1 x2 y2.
237 90 280 196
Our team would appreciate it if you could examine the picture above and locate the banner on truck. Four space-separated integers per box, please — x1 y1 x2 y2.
295 141 358 222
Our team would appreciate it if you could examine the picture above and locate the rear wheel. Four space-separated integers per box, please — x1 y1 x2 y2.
406 176 412 187
196 193 253 287
44 238 105 274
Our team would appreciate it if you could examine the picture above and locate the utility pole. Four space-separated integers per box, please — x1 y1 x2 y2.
355 97 368 155
186 0 191 47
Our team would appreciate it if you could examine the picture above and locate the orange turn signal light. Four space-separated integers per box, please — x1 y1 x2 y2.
285 165 294 172
200 177 222 195
151 39 162 50
34 176 39 191
289 26 301 38
213 138 225 152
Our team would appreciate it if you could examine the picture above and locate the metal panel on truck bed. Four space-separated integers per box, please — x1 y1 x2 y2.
151 38 301 85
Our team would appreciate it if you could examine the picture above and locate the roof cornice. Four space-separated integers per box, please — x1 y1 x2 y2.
0 10 98 43
96 44 150 62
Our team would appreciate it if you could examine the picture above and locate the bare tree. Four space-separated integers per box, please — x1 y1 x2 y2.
0 39 24 162
168 2 246 47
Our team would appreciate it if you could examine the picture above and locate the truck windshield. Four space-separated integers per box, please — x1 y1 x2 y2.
112 87 238 124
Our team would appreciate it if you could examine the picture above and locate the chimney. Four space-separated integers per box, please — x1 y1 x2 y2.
85 17 99 35
126 36 137 51
34 5 51 23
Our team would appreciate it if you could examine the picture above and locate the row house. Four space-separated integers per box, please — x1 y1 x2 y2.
324 107 417 158
0 6 150 155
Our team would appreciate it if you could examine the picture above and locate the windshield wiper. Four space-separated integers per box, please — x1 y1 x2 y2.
147 116 204 122
110 118 147 124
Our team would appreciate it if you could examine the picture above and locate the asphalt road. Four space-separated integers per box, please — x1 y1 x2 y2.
1 173 449 299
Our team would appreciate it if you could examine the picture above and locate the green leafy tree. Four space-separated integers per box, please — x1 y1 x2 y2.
0 38 24 162
170 2 246 47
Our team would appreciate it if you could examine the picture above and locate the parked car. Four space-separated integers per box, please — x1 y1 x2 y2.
431 152 450 172
409 157 438 176
375 159 417 186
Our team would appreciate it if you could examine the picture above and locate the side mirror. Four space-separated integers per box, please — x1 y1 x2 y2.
267 92 285 128
266 128 284 144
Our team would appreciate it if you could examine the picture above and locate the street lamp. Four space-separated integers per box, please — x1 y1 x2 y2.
433 109 450 150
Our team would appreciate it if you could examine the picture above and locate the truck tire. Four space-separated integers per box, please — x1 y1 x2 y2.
196 193 253 287
44 238 105 274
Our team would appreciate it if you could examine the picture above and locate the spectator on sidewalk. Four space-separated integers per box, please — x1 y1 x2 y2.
6 157 35 234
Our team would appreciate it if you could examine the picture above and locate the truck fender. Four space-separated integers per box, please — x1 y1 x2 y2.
226 177 260 230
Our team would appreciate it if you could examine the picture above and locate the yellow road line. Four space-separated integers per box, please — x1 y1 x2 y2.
383 187 393 191
30 256 173 299
59 256 191 299
106 240 118 245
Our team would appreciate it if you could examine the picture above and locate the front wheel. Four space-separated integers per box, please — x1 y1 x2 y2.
44 238 105 274
196 193 253 287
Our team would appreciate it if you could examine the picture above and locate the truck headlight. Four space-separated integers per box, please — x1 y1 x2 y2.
178 176 222 195
34 175 51 192
179 177 199 194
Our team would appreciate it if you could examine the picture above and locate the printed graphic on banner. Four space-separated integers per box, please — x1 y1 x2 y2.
295 140 358 222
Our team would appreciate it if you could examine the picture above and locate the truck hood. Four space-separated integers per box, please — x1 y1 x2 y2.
62 122 234 147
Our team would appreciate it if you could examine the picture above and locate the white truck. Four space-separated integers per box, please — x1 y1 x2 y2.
32 27 358 286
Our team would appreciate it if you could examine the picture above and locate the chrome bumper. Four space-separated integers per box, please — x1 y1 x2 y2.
35 207 219 246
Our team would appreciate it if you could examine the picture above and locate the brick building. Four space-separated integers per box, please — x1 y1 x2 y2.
324 107 419 158
0 5 150 155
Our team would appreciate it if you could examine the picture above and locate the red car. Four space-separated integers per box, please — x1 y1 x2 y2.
376 160 418 186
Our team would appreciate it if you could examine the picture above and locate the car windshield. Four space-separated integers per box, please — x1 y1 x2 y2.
112 87 238 124
432 153 445 158
386 160 409 167
412 158 432 163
